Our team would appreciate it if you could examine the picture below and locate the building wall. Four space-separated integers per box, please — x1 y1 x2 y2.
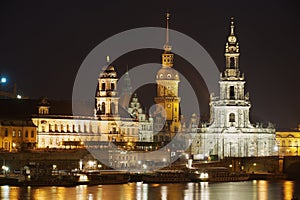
0 120 37 151
276 131 300 156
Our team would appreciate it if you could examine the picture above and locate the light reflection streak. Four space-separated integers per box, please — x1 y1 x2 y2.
161 185 167 200
76 185 87 200
283 181 294 200
184 182 194 200
136 182 142 200
1 185 10 200
200 182 209 199
143 183 148 200
257 180 268 200
96 186 102 200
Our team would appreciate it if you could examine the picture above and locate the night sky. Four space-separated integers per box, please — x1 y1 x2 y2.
0 0 299 128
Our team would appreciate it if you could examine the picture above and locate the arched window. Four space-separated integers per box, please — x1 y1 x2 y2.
229 113 235 122
230 86 235 100
230 57 235 69
101 83 105 91
101 102 105 114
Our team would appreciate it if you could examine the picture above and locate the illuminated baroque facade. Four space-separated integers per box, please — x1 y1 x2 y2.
276 129 300 156
32 62 150 148
191 18 276 159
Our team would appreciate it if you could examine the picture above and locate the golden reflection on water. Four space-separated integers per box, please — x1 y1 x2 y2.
0 181 298 200
283 181 294 200
160 185 167 200
257 180 268 200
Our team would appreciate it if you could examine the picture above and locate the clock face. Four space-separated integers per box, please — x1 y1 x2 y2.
228 36 237 43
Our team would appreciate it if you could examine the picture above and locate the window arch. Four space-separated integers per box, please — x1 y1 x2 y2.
229 113 235 122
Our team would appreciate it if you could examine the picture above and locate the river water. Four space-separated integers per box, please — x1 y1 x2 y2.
0 180 299 200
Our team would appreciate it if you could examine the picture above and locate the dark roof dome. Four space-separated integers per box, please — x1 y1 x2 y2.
156 67 179 80
100 65 117 78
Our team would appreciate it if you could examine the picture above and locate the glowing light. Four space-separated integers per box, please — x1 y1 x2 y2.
78 174 89 182
2 166 9 172
253 163 257 166
88 160 96 168
229 164 232 168
1 77 6 83
17 95 22 99
200 172 209 179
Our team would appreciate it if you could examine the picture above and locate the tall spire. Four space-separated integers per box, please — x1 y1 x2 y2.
230 17 235 36
223 17 241 78
163 12 172 52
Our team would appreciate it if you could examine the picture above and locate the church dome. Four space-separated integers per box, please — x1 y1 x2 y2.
156 67 179 80
100 65 117 78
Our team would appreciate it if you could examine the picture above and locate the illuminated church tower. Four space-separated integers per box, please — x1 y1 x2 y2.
210 17 251 128
154 13 181 140
191 18 276 159
95 56 120 120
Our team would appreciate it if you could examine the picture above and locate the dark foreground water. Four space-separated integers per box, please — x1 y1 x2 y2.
1 180 300 200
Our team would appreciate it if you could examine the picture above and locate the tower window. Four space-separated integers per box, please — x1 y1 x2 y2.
230 86 235 100
111 83 115 91
101 102 105 114
110 102 115 114
229 113 235 122
101 83 105 91
230 57 235 69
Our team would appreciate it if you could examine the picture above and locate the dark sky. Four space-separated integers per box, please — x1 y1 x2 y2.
0 0 299 128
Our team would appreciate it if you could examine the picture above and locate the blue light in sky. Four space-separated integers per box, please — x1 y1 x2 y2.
1 77 7 83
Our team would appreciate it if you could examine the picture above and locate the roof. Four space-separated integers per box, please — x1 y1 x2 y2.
0 99 133 120
0 99 72 119
0 119 36 127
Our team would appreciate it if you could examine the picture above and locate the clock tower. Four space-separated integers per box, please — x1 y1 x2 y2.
154 13 181 140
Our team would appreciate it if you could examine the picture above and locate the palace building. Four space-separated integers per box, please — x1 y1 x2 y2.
191 18 276 159
32 60 153 149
